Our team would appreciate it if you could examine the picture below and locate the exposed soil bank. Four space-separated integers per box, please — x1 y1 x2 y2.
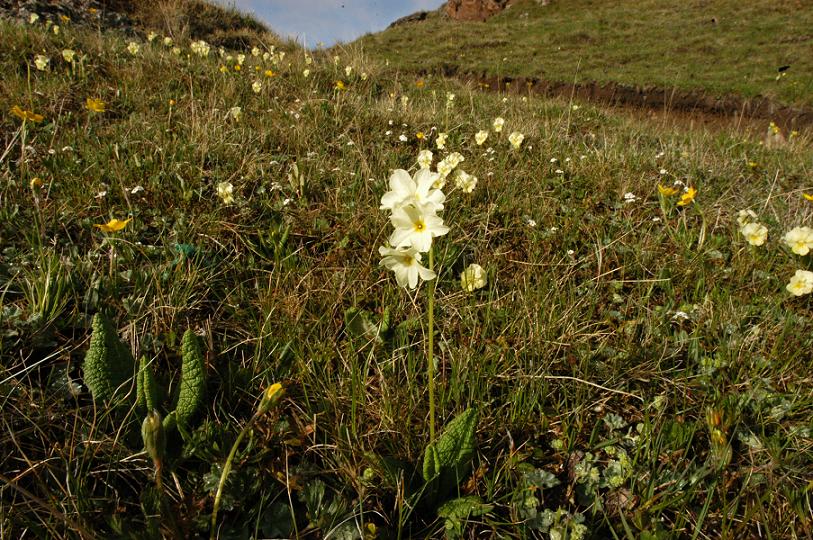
431 65 813 130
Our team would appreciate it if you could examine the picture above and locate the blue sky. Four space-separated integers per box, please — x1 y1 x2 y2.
219 1 444 47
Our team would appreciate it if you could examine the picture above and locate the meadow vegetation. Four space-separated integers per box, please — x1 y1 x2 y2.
1 5 813 538
359 0 813 108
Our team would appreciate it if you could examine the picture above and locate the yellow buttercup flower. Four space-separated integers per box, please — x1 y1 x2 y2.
30 177 44 189
264 69 275 78
95 218 131 232
802 193 813 202
657 184 679 196
677 187 696 206
86 98 106 113
335 80 346 91
10 105 44 123
416 132 425 140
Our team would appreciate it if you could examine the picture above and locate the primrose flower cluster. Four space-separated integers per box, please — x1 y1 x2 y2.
378 167 449 289
736 209 813 297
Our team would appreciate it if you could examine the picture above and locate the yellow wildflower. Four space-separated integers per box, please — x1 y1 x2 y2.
30 177 44 189
86 98 106 113
416 132 425 140
335 80 346 91
657 184 679 196
677 187 697 206
265 69 275 77
10 105 44 123
803 193 813 202
95 218 131 232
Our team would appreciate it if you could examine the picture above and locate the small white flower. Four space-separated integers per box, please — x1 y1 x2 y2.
130 185 145 194
623 192 638 203
379 245 435 289
380 169 444 212
398 134 408 142
389 204 449 252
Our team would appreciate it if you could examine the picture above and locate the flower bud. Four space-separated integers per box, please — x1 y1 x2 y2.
141 410 165 469
257 383 284 414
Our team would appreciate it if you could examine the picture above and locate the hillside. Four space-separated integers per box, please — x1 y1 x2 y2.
2 2 813 538
358 0 813 111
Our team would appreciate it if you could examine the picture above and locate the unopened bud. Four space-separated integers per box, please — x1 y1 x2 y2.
141 410 166 469
257 383 284 414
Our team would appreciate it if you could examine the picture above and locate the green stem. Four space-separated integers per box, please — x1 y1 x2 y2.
210 413 258 540
428 247 436 441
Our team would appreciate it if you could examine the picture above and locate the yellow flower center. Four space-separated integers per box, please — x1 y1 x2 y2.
414 220 425 232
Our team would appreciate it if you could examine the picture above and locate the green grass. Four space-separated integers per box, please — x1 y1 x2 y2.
358 0 813 108
2 12 813 539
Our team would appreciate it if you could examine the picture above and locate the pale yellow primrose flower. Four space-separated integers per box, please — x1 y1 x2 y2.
493 117 505 133
436 132 447 150
252 81 262 93
127 42 140 55
380 169 445 213
229 106 242 122
34 55 49 71
460 263 487 292
737 209 757 227
389 204 449 253
784 226 813 256
62 49 76 63
740 222 767 246
417 149 433 170
446 152 465 168
191 40 211 57
217 181 235 204
455 170 478 194
378 245 436 289
787 269 813 296
508 131 525 149
475 130 488 145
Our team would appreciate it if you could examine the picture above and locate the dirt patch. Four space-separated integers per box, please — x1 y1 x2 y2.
429 65 813 131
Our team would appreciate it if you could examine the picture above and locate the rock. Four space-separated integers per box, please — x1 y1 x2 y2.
388 10 430 28
445 0 513 22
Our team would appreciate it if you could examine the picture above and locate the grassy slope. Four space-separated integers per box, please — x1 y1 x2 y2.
358 0 813 108
2 12 813 539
